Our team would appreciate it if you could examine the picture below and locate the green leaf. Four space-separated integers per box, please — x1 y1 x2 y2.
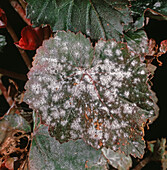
124 30 148 57
24 31 158 158
102 147 132 170
26 0 132 41
0 35 6 52
29 124 106 170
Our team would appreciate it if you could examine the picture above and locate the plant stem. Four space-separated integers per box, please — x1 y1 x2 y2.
9 0 31 25
0 78 13 106
133 155 152 170
18 0 27 9
6 22 32 70
0 68 27 81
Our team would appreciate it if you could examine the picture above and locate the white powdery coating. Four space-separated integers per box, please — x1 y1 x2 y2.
131 60 138 67
31 83 42 94
115 49 122 56
140 70 145 75
61 120 68 126
123 103 135 114
104 49 113 57
71 118 82 131
88 126 103 140
124 91 130 98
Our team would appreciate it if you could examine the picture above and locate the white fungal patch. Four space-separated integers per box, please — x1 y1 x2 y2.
115 49 122 56
104 49 113 57
146 100 153 106
124 91 130 98
31 83 42 94
104 58 110 64
71 118 82 131
100 106 109 114
111 120 120 129
123 133 129 138
61 120 68 126
88 126 103 140
46 116 52 125
70 131 78 139
110 41 117 48
133 78 140 84
96 41 105 50
61 135 65 139
131 60 138 66
123 104 133 114
154 2 161 7
112 145 117 151
52 94 59 103
52 109 60 119
59 109 66 117
140 70 145 75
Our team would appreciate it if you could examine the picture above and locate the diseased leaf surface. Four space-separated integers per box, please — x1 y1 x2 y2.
124 30 148 57
26 0 132 41
24 31 158 157
29 124 106 170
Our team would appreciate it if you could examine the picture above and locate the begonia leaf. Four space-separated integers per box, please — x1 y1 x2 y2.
102 147 132 170
29 124 107 170
24 31 158 158
26 0 132 41
15 25 52 50
124 30 148 57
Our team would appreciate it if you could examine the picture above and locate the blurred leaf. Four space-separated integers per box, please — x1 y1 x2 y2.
124 30 148 57
1 113 31 133
146 64 157 76
148 138 166 161
29 124 106 170
127 1 167 32
102 147 132 170
131 1 167 19
0 114 31 170
24 31 158 158
0 8 7 28
124 14 145 32
0 35 7 52
26 0 132 41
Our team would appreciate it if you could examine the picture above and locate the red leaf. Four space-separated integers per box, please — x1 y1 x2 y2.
0 8 7 28
160 40 167 53
15 25 52 50
10 0 32 26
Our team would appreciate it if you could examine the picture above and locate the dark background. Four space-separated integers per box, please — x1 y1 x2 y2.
0 1 167 169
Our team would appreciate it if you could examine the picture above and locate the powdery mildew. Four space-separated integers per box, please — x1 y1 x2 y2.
24 31 158 158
